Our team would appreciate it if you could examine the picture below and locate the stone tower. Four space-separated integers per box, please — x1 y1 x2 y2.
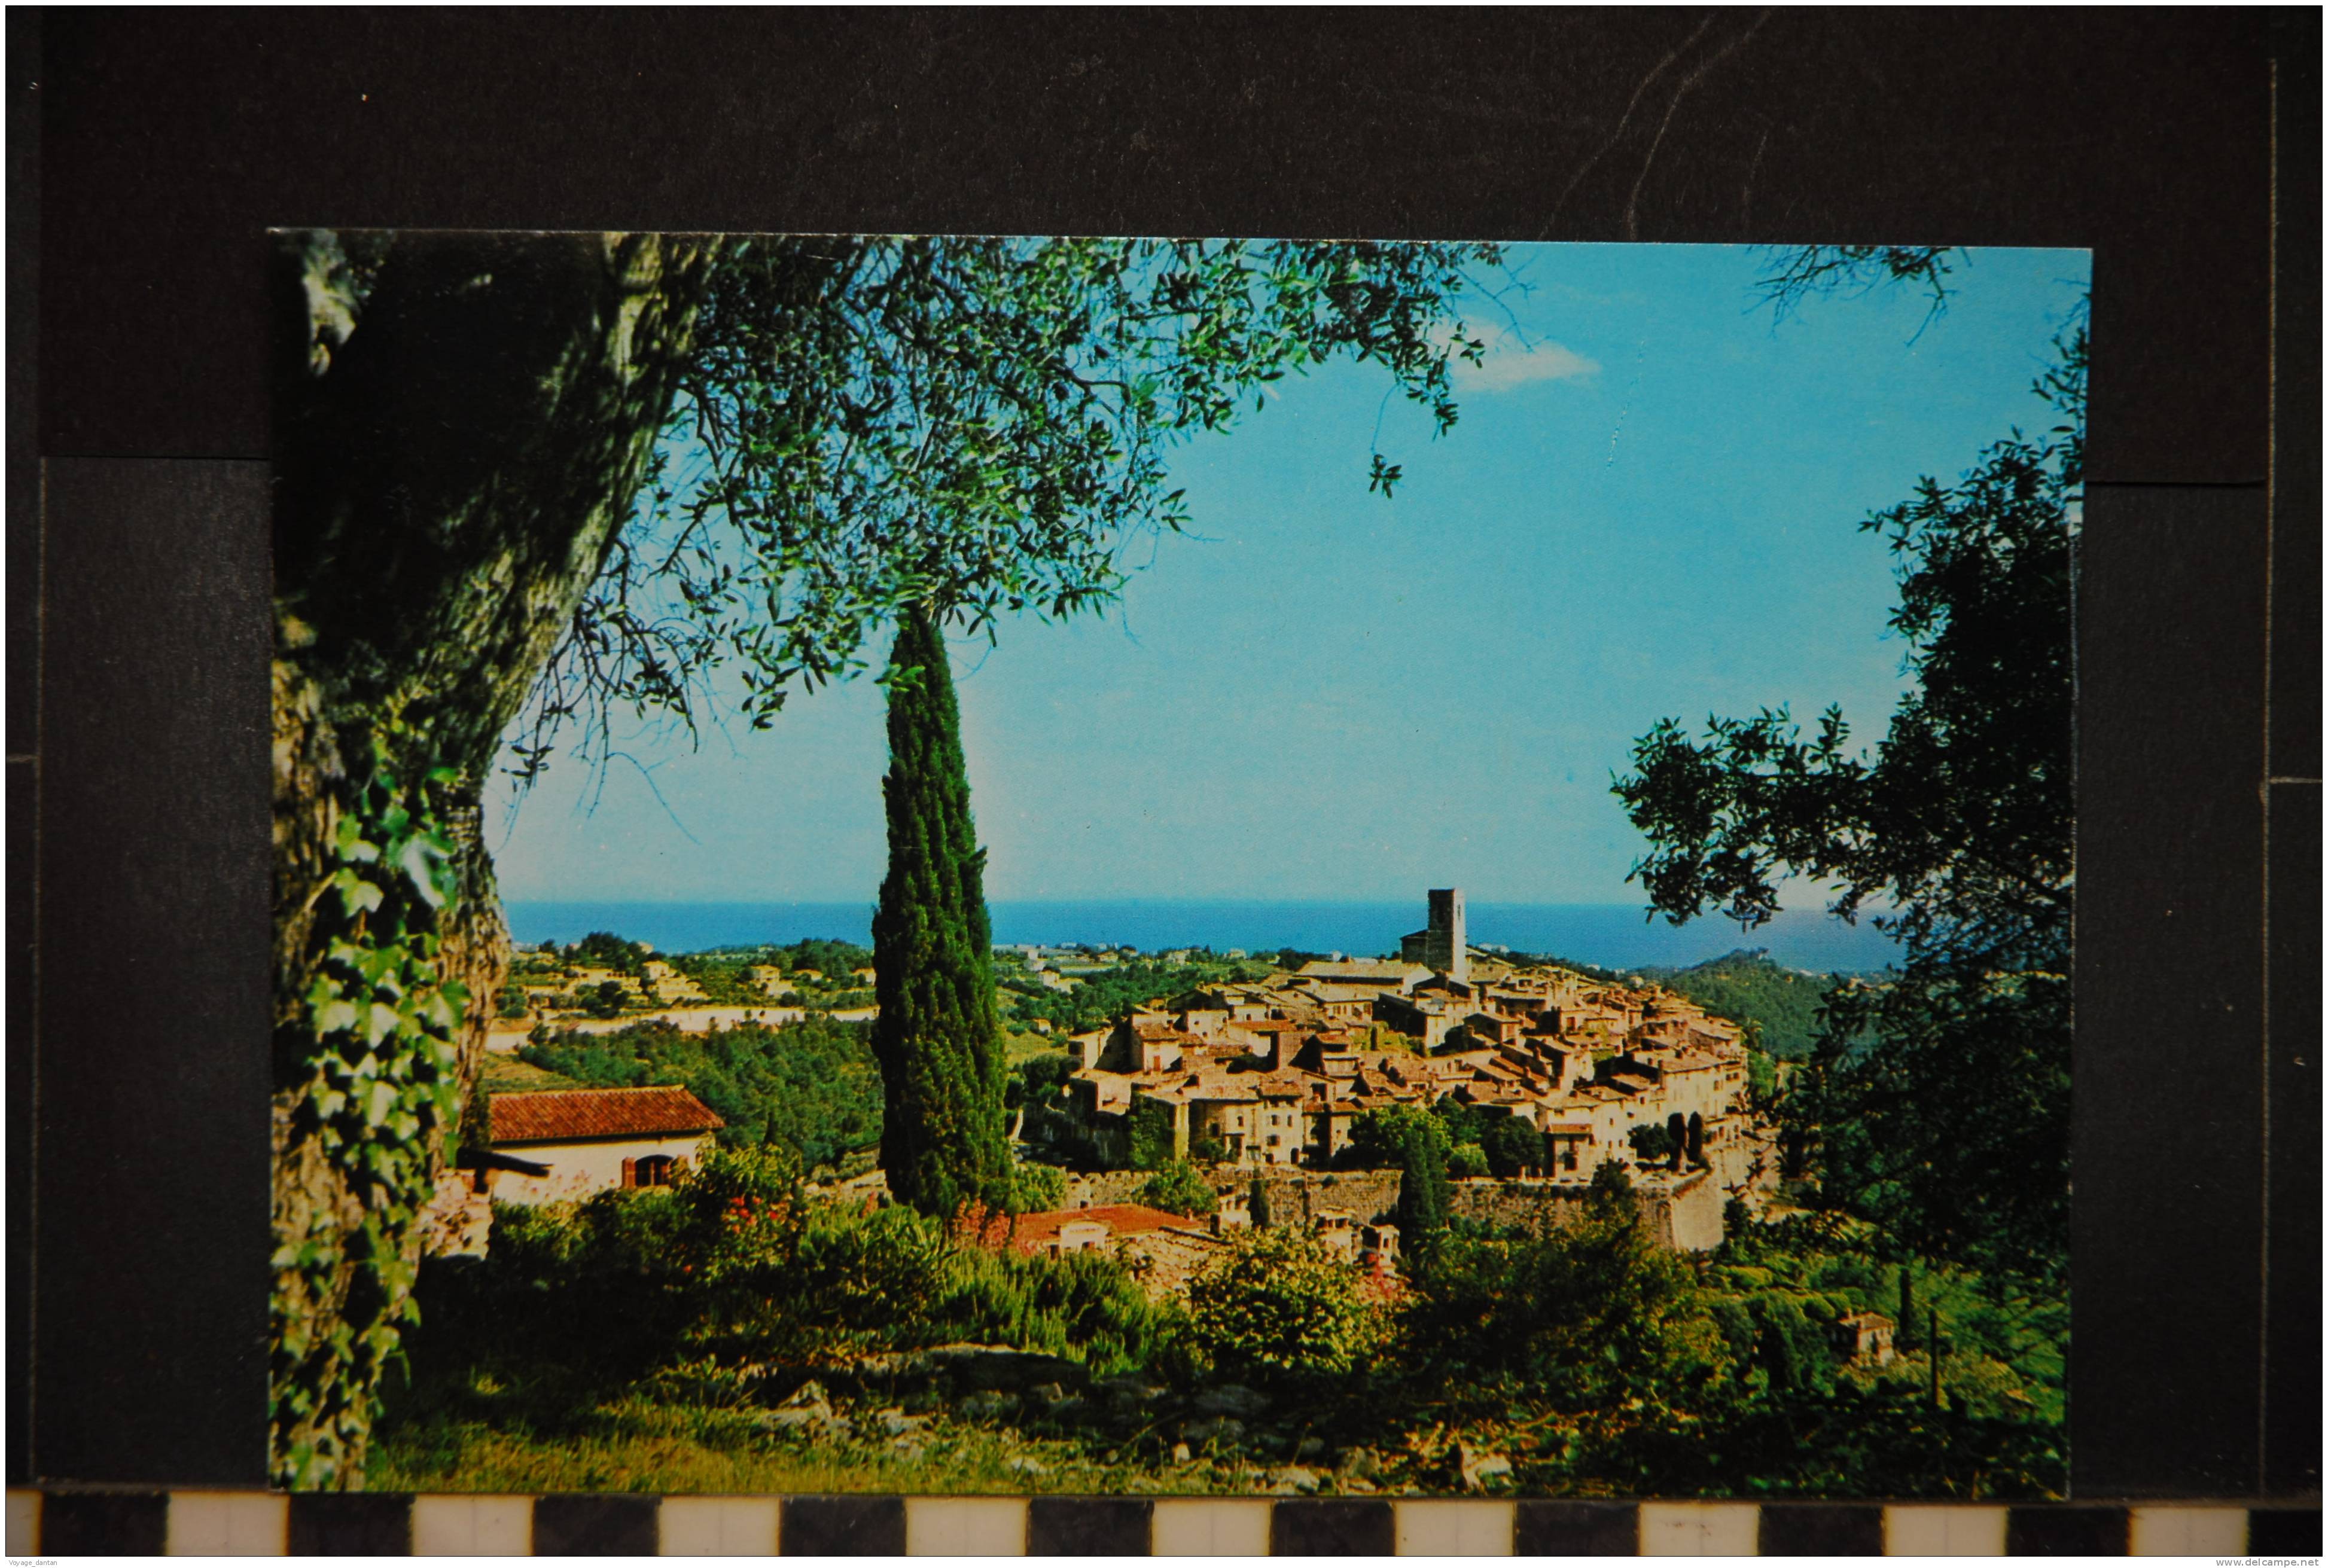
1425 887 1468 984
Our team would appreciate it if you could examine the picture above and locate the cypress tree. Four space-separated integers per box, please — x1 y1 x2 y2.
1896 1267 1920 1352
870 605 1012 1219
1396 1118 1452 1250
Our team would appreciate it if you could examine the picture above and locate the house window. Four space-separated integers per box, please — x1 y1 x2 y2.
631 1154 678 1187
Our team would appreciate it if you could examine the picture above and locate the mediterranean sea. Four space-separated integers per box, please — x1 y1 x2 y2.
502 899 1901 977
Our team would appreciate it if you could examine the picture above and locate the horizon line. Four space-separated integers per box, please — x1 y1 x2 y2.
504 895 1712 910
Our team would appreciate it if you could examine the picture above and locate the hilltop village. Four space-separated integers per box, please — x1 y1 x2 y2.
449 891 1777 1270
1033 891 1767 1200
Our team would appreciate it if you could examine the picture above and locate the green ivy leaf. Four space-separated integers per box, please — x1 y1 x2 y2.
334 870 384 916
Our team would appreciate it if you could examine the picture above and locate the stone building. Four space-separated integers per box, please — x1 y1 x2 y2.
1400 887 1471 984
1046 889 1769 1195
1836 1310 1898 1365
482 1085 724 1205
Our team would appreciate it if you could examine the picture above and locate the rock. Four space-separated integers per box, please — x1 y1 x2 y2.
927 1343 1088 1393
1270 1466 1322 1494
1028 1381 1070 1407
777 1378 833 1416
1095 1374 1166 1402
755 1408 813 1432
873 1407 922 1436
1457 1443 1512 1491
1297 1436 1327 1460
1337 1446 1381 1481
1005 1456 1048 1477
1171 1441 1193 1463
956 1390 1021 1421
1193 1383 1272 1419
1184 1416 1245 1447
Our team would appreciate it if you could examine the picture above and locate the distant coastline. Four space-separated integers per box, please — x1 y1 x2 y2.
502 898 1901 976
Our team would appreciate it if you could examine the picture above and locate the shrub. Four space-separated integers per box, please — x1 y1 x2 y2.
1347 1103 1446 1170
1127 1098 1177 1171
1749 1292 1834 1397
1404 1202 1729 1411
935 1244 1181 1375
1013 1161 1068 1212
675 1143 806 1284
1138 1160 1218 1219
779 1203 949 1334
1447 1142 1491 1179
1481 1116 1546 1177
1188 1226 1385 1380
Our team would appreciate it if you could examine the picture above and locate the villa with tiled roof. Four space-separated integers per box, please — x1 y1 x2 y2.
484 1085 724 1206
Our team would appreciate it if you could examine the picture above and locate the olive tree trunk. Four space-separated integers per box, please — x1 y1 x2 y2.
268 229 721 1487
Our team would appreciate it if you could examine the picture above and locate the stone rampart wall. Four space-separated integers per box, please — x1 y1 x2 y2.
1062 1170 1157 1207
1061 1166 1724 1250
1447 1176 1595 1236
1248 1172 1405 1226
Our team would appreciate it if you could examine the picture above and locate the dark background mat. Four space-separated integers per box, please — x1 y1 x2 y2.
9 7 2318 1499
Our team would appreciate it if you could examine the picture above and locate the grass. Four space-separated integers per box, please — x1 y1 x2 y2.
1005 1033 1072 1066
374 1399 1324 1497
480 1057 586 1092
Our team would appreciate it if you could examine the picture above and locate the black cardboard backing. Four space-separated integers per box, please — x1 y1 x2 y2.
13 8 2318 1499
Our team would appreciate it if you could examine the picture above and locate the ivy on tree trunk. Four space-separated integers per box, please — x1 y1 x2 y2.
268 230 720 1487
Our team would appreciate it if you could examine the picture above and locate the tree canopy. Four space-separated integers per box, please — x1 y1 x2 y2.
1614 307 2082 1282
267 228 1500 1485
514 234 1503 778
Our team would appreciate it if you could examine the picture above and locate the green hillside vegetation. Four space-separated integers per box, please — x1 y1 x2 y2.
663 954 775 1005
995 954 1276 1033
1640 948 1852 1061
1705 1211 2064 1428
520 1018 882 1170
767 937 877 977
1503 951 1628 984
377 1157 2063 1500
511 934 884 1011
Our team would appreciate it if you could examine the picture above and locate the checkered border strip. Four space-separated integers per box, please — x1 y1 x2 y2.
8 1490 2321 1555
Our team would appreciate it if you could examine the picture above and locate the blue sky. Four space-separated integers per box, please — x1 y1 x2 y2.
487 243 2089 907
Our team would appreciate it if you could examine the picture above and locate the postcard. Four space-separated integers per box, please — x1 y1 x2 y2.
267 232 2085 1497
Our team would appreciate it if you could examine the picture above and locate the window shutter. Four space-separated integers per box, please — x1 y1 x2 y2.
621 1157 637 1188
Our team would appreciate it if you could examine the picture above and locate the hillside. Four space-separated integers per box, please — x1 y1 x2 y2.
1639 948 1842 1060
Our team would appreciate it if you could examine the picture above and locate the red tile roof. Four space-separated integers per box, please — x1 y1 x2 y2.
961 1203 1206 1255
490 1086 724 1143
